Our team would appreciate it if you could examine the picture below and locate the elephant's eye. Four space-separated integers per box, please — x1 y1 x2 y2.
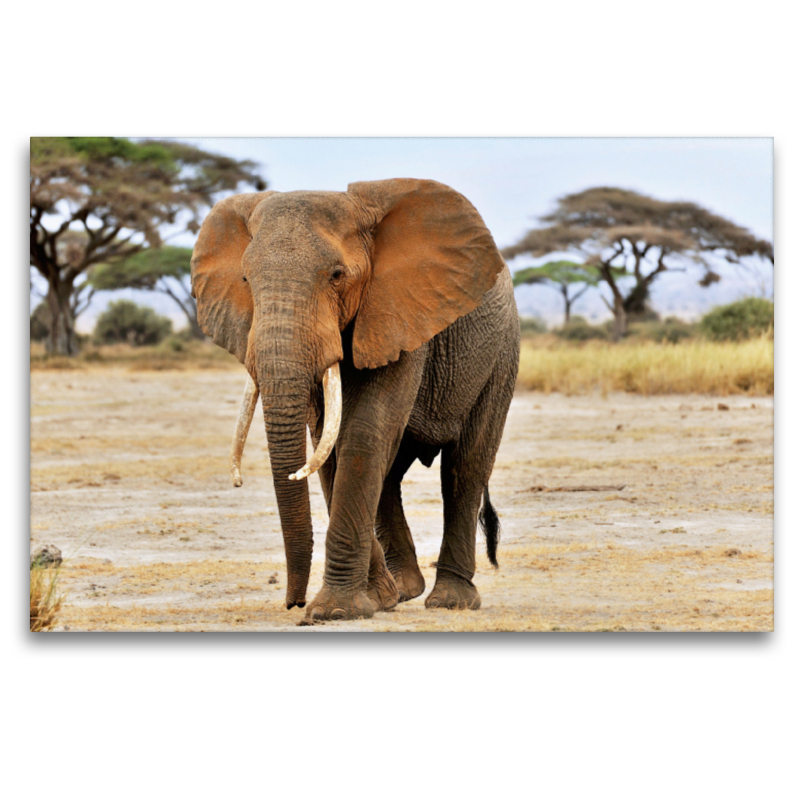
330 267 345 282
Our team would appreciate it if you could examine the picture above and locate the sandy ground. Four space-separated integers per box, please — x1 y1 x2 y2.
30 368 773 631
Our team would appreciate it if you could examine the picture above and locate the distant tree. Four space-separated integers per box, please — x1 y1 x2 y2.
94 300 173 346
30 137 267 355
90 246 202 339
512 260 602 326
503 188 774 340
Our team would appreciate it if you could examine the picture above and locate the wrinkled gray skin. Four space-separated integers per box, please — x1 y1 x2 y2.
191 180 520 623
340 273 520 618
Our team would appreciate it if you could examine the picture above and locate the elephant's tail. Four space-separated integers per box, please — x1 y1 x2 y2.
478 486 501 568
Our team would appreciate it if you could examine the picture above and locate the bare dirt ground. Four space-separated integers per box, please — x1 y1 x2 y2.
30 368 773 632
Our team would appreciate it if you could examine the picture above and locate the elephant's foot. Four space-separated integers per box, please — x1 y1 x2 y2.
301 584 376 625
367 564 400 612
389 560 426 602
425 572 481 610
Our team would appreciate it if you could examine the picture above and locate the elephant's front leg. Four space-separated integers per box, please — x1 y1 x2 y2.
308 401 399 617
366 534 400 612
304 441 399 623
304 351 425 623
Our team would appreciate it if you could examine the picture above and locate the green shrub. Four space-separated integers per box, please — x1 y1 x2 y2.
699 298 774 341
159 334 188 353
556 316 609 341
518 316 548 335
633 317 696 344
94 300 173 346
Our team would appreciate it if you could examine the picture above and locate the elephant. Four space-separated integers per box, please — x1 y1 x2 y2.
190 178 520 623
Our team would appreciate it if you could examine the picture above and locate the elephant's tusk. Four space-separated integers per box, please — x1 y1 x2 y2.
229 373 259 487
289 362 342 481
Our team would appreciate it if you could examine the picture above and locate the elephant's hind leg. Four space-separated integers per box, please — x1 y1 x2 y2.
425 440 484 611
375 438 426 602
426 365 515 611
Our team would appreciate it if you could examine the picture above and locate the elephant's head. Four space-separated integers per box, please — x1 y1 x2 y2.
191 178 505 608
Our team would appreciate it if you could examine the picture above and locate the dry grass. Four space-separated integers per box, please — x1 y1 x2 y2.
517 336 773 395
32 338 773 396
30 340 240 371
30 564 65 632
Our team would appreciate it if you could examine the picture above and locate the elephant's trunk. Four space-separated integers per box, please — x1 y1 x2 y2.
249 271 344 608
255 305 337 608
260 369 316 609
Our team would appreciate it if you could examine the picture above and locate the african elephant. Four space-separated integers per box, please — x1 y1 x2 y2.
190 178 520 623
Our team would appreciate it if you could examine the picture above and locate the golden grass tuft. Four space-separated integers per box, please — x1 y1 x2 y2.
30 564 65 632
517 337 773 395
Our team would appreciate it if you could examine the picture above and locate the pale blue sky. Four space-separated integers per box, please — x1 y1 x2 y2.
179 137 773 245
72 137 774 328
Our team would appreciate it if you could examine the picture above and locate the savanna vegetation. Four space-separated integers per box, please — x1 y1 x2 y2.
31 298 773 397
504 187 774 339
94 300 173 346
516 335 773 396
30 137 266 355
516 298 774 396
89 246 202 339
698 297 774 342
30 140 773 396
29 336 239 372
30 562 64 632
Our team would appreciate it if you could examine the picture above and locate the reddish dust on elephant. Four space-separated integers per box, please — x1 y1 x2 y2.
190 180 520 623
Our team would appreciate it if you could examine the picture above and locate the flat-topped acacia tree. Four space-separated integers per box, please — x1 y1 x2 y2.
503 187 773 339
512 260 603 326
30 137 266 355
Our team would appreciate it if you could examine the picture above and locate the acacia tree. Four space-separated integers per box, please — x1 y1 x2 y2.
512 260 602 326
30 137 266 355
30 229 98 326
90 247 202 339
503 187 774 339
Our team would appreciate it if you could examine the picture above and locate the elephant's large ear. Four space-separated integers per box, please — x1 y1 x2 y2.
191 192 275 363
347 179 505 370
